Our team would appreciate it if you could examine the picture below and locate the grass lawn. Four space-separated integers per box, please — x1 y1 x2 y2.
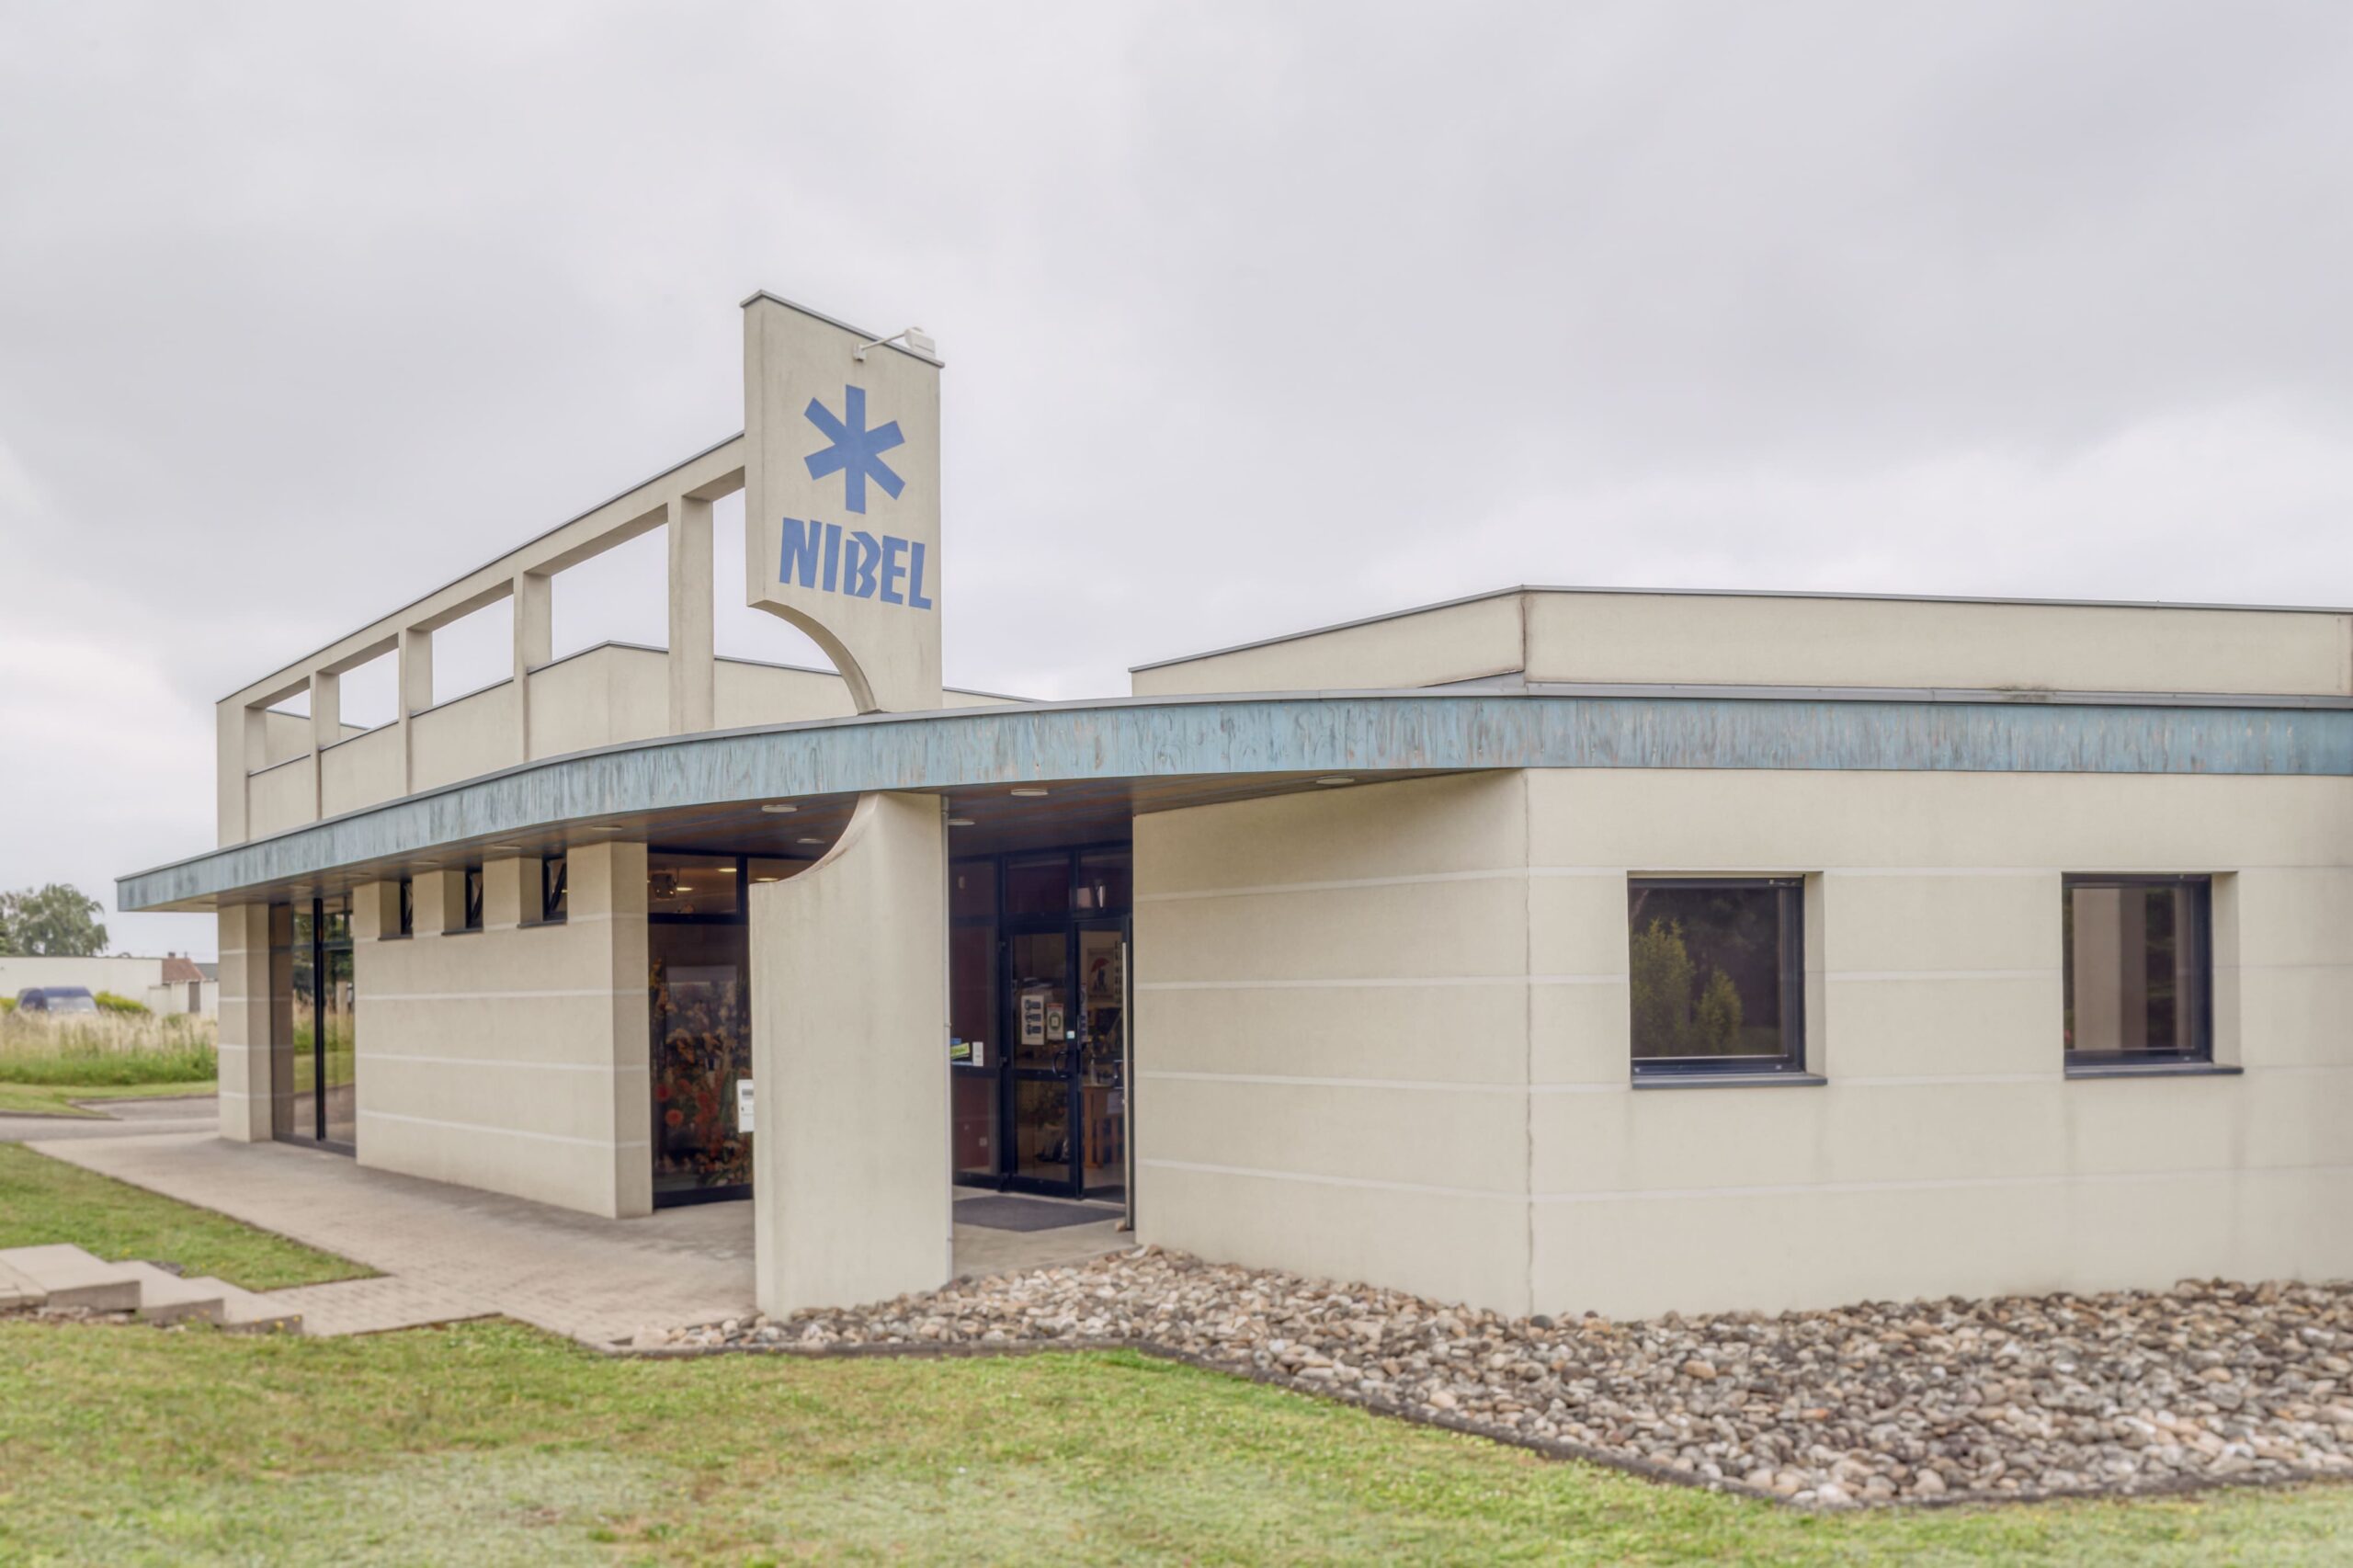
1 1152 2346 1564
0 1079 214 1118
2 1322 2349 1565
0 1143 366 1290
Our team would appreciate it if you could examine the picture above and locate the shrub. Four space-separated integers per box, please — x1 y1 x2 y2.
0 995 13 1014
93 991 151 1016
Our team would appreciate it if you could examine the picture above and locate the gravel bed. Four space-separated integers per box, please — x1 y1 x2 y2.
636 1247 2353 1506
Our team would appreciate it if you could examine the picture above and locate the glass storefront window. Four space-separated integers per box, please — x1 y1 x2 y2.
649 853 741 918
1003 855 1068 916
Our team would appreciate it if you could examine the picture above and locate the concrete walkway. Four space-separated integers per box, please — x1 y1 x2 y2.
29 1130 1130 1345
0 1094 218 1143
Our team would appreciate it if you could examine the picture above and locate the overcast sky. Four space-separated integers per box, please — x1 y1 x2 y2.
4 1 2350 960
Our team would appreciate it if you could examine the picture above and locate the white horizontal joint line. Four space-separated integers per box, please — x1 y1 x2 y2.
1140 1158 1511 1201
361 989 627 1001
358 1108 644 1149
1143 1070 1525 1094
1533 1163 2353 1205
355 1052 646 1074
1137 868 1528 902
1827 968 2057 983
1141 976 1513 991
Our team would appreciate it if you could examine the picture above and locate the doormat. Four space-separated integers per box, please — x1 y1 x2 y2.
953 1196 1120 1233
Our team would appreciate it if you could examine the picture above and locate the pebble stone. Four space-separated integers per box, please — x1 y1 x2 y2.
647 1248 2353 1507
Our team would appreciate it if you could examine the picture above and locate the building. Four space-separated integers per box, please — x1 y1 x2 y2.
120 293 2353 1322
0 953 216 1017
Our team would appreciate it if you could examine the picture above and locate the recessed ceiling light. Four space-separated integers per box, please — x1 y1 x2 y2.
1010 787 1050 798
754 875 780 883
1313 776 1355 786
796 836 824 845
759 802 798 814
947 817 975 827
711 865 737 875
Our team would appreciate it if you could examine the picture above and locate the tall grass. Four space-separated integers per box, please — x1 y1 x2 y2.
0 1011 217 1086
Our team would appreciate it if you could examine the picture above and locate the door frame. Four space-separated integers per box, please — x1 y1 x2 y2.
949 842 1131 1201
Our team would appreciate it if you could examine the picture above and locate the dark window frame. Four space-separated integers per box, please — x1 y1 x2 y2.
462 866 484 932
1627 876 1808 1080
2062 872 2214 1070
540 856 569 926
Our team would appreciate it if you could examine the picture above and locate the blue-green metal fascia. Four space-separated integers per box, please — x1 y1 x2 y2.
118 689 2353 912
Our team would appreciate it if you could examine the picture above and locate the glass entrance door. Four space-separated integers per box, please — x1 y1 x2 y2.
1008 926 1075 1191
949 846 1131 1200
269 896 355 1153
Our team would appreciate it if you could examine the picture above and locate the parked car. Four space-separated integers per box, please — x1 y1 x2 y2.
13 986 101 1016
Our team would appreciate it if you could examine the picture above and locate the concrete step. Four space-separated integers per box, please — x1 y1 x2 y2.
116 1261 227 1326
0 1244 139 1312
0 1256 45 1311
206 1281 303 1335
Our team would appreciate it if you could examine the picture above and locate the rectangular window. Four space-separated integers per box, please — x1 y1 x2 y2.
540 856 568 924
1628 878 1805 1076
2063 875 2211 1066
462 867 484 932
397 878 414 937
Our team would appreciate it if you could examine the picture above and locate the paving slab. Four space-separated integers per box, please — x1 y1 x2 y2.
31 1131 758 1344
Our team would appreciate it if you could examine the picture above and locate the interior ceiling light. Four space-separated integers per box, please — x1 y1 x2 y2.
1010 787 1050 798
796 836 825 845
1313 776 1355 786
711 864 737 875
759 802 798 813
754 876 780 883
947 817 975 827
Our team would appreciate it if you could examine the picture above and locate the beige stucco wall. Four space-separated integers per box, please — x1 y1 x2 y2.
350 843 653 1217
1131 593 1525 697
529 645 672 760
408 681 524 794
1134 767 2353 1320
1134 589 2353 699
244 756 316 840
319 725 404 818
1524 592 2353 696
1133 773 1540 1314
1526 767 2353 1318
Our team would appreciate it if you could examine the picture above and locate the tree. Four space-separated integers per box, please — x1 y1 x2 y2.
0 884 109 957
1629 918 1696 1055
1692 967 1745 1055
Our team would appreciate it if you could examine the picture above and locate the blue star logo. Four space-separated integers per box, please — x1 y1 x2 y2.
802 384 904 514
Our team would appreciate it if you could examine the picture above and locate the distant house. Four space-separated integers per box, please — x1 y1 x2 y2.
0 954 217 1017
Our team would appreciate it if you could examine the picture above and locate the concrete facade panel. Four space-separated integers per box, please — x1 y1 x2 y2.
1138 983 1529 1085
409 682 523 794
1131 593 1525 697
1524 590 2353 696
1144 1075 1529 1194
319 725 404 818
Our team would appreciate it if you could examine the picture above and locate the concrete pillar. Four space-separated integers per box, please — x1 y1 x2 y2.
515 573 551 757
572 840 653 1218
215 702 252 845
750 791 949 1312
399 625 434 792
414 869 468 937
482 857 529 930
308 670 339 824
666 494 715 733
216 903 273 1141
